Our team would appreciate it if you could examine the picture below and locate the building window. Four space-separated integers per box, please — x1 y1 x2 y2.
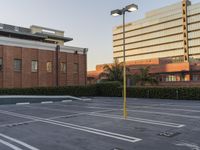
60 62 66 73
32 60 38 72
0 58 3 71
14 59 22 72
74 63 78 73
46 62 52 72
192 75 199 81
166 75 177 82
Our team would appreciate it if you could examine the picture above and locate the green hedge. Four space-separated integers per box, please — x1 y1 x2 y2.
96 81 121 97
0 83 200 100
126 87 200 100
0 86 97 96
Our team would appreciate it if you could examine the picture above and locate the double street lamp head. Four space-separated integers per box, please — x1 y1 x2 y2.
126 4 138 12
111 3 138 16
111 9 122 16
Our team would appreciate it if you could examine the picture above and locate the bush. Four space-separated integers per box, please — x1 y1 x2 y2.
96 81 121 97
0 84 200 101
0 85 97 96
126 87 200 100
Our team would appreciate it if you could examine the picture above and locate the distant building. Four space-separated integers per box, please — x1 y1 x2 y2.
0 23 87 88
88 0 200 86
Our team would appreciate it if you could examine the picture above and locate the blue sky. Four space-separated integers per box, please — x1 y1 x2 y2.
0 0 200 70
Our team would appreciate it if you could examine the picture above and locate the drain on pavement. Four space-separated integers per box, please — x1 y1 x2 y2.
158 131 181 137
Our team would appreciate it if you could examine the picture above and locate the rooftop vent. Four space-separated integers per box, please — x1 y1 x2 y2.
42 29 56 35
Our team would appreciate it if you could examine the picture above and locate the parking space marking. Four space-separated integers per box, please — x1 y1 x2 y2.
7 105 185 128
0 110 142 143
43 120 142 143
41 101 53 104
24 105 112 115
24 104 185 127
0 109 114 129
127 110 200 119
150 103 200 109
52 103 112 110
175 142 200 150
25 105 83 113
59 104 200 120
0 138 23 150
16 102 30 105
89 113 185 128
0 133 40 150
135 106 200 113
62 100 72 103
0 120 35 128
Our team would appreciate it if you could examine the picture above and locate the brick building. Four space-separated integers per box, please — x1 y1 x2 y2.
88 0 200 86
0 24 87 88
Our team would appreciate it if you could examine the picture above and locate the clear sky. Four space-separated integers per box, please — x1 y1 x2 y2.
0 0 200 71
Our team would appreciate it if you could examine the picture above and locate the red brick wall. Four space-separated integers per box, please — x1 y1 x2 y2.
0 45 87 88
0 46 3 88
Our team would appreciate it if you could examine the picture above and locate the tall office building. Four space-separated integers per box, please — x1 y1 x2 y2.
113 0 200 63
88 0 200 85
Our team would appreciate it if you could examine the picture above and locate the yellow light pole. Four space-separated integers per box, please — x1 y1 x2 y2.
111 4 138 119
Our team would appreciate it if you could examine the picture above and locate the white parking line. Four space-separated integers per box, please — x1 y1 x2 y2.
0 120 35 128
58 104 200 120
137 106 200 113
151 103 200 109
41 101 53 104
0 109 114 129
0 110 142 143
3 104 185 128
23 104 185 128
82 98 92 101
127 110 200 119
89 113 185 128
62 100 72 103
16 102 30 105
0 138 23 150
54 103 115 110
0 133 40 150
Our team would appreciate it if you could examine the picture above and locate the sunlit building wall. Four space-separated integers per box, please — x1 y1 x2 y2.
113 0 200 63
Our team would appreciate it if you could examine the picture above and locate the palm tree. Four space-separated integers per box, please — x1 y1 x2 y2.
99 59 129 83
134 66 158 86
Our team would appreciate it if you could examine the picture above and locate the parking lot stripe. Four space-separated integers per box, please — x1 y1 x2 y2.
0 110 142 143
127 110 200 119
89 113 185 128
16 102 30 105
0 120 35 128
60 104 200 120
23 104 185 128
0 138 23 150
42 120 142 143
134 106 200 113
0 133 40 150
81 98 92 101
149 103 200 109
62 100 72 103
41 101 53 104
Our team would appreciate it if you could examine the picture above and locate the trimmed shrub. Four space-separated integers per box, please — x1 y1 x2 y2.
0 85 97 96
95 81 121 97
126 87 200 100
0 84 200 101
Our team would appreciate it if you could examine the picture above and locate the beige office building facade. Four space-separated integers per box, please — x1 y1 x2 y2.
113 0 200 63
88 0 200 85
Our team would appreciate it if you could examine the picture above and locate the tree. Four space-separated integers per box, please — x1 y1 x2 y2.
99 59 129 83
134 66 158 86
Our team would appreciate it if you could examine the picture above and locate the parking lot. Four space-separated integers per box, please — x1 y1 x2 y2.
0 97 199 150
